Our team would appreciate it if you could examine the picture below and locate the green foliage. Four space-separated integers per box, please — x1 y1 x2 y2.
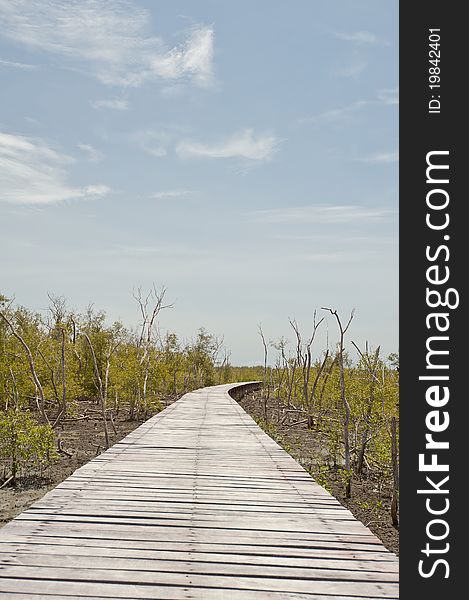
0 292 229 481
254 417 278 439
311 465 333 493
0 410 58 480
338 467 353 490
240 334 399 507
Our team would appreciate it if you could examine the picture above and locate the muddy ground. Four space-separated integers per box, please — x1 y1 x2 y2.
0 399 174 526
238 392 399 555
1 391 398 556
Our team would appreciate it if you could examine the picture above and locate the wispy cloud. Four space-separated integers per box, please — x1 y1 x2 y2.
377 87 399 105
0 132 110 204
301 100 370 125
335 31 387 45
82 184 110 196
24 116 41 126
109 243 208 260
251 205 392 225
176 129 279 161
0 1 214 88
91 97 129 111
151 189 193 200
360 151 399 164
296 251 362 263
131 130 170 157
337 60 368 78
0 57 36 70
273 232 395 245
77 143 104 162
301 88 398 125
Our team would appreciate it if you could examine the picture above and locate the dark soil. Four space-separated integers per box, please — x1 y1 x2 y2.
1 391 398 557
238 392 399 556
0 399 175 527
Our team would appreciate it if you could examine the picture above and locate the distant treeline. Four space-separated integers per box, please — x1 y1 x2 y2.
1 290 398 527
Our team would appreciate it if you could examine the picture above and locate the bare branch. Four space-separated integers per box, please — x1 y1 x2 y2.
0 310 49 424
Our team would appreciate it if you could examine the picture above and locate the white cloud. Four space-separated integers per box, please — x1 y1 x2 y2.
251 205 392 224
149 26 214 87
83 184 111 197
377 88 399 105
151 189 193 200
0 132 110 204
24 116 41 126
301 100 370 125
176 129 279 161
337 60 368 78
335 31 387 45
77 143 104 162
110 243 207 260
360 151 399 164
131 130 170 157
302 89 398 125
297 252 360 263
0 1 214 88
0 57 36 70
91 98 129 110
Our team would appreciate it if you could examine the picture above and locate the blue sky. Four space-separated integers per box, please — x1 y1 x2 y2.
0 0 398 364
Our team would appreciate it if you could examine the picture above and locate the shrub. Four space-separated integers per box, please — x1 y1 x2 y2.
0 410 58 482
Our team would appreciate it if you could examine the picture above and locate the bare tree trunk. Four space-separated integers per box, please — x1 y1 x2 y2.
258 324 269 422
134 286 173 417
83 332 110 450
340 350 351 497
103 354 113 436
37 347 64 428
317 356 336 416
391 417 399 528
60 327 67 418
309 350 330 424
322 307 354 498
8 366 19 412
289 314 325 428
0 311 49 424
352 343 381 477
142 363 149 418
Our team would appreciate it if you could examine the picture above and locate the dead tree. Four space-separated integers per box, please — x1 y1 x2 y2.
0 311 49 424
282 344 296 410
218 347 232 384
317 354 337 415
390 416 399 528
82 332 110 449
37 346 61 422
322 307 355 497
46 295 69 426
60 326 66 422
69 316 83 376
289 313 326 428
272 339 288 422
133 286 173 418
257 324 269 421
351 341 381 477
7 366 20 412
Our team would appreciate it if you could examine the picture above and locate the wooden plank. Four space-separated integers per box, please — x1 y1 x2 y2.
0 566 399 596
0 544 398 571
0 579 398 600
0 382 398 598
0 554 399 583
0 537 396 561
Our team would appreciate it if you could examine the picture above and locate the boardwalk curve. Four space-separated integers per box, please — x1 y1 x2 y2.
0 382 398 599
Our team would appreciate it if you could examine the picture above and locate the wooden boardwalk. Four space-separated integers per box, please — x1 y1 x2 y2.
0 382 398 599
